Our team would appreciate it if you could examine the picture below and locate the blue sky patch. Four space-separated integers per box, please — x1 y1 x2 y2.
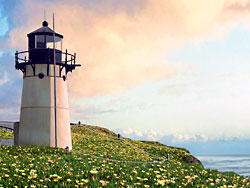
0 5 9 36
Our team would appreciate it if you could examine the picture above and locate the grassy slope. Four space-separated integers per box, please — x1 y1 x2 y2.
0 129 13 139
0 126 249 187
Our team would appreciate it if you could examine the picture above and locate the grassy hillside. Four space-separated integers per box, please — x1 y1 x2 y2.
0 126 249 187
0 129 13 139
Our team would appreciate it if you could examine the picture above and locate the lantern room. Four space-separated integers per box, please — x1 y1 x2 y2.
27 21 63 51
15 21 80 79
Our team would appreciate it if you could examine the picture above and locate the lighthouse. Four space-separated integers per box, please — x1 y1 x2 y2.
15 20 80 150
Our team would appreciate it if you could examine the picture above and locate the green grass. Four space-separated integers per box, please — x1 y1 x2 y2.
0 129 13 139
0 125 249 187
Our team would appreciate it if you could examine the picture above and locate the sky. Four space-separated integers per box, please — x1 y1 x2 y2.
0 0 250 155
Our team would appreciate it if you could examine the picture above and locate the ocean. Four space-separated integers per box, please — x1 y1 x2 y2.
197 155 250 177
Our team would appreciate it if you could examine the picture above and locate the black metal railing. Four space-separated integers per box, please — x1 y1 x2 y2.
15 49 81 76
0 121 14 132
0 125 13 132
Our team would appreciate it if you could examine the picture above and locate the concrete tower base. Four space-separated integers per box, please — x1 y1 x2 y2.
18 65 72 150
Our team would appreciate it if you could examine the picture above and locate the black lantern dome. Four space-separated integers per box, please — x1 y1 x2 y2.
28 21 62 37
27 21 63 50
15 21 80 78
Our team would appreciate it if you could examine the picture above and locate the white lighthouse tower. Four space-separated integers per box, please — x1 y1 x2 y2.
15 21 80 149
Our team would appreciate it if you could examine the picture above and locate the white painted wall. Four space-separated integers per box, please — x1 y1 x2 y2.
18 64 72 150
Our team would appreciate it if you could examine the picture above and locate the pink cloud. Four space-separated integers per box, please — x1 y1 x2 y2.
6 0 250 97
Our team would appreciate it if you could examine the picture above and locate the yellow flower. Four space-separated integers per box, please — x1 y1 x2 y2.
67 179 72 182
132 170 137 174
49 174 58 178
156 175 161 179
90 169 98 174
134 182 141 186
157 180 165 186
81 179 89 183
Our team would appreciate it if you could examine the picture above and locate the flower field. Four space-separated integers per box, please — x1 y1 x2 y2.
0 129 13 139
0 125 249 187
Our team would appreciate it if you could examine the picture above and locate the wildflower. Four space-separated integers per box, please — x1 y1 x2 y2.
30 169 37 176
157 180 165 186
49 174 58 178
134 182 141 186
4 174 9 178
90 169 98 174
171 180 176 184
166 180 171 184
132 170 137 174
81 179 89 183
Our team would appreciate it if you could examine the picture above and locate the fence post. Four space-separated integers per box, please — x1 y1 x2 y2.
166 154 170 161
14 122 20 146
65 146 69 154
118 134 121 140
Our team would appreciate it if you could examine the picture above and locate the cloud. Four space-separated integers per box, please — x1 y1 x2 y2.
171 133 210 143
121 128 133 135
69 102 117 120
4 0 250 97
0 52 22 120
0 73 9 86
3 0 178 97
0 107 19 121
217 72 247 80
115 127 160 141
113 127 250 155
115 127 214 143
158 82 200 95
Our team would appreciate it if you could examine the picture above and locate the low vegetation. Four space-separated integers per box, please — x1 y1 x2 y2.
0 129 13 139
0 125 249 187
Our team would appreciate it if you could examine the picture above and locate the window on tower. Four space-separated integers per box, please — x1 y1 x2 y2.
35 35 46 48
33 35 62 51
46 35 62 51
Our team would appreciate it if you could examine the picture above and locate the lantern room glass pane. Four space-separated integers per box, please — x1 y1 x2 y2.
46 36 62 51
34 35 62 51
35 35 46 48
